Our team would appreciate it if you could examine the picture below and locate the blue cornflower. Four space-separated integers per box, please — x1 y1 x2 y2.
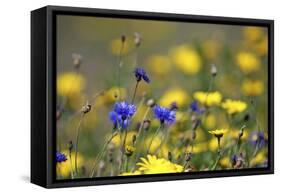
190 101 205 114
231 154 238 166
109 101 136 129
134 67 150 83
154 105 176 125
56 152 67 163
248 130 267 148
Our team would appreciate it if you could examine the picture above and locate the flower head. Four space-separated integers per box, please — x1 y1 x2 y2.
109 101 136 129
137 155 183 174
242 79 264 96
56 152 67 163
134 67 150 83
189 101 205 114
154 105 176 125
249 130 267 148
208 129 228 138
193 91 222 107
222 99 247 115
236 52 260 74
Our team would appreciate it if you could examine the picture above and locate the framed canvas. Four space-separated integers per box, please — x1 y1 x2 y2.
31 5 274 188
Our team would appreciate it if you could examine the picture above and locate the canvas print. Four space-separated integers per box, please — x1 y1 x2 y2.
56 15 269 180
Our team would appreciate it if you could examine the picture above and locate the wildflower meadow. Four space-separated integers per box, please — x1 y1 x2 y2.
56 15 268 179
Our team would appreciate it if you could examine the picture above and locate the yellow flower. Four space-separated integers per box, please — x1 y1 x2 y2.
57 72 85 97
222 99 247 115
243 27 264 43
56 151 84 178
242 79 264 96
95 87 127 105
250 150 267 167
146 55 171 76
120 170 141 176
137 155 183 174
204 114 216 129
208 129 228 138
159 88 189 108
145 136 168 157
193 91 222 107
236 52 261 74
111 132 136 147
254 36 268 56
219 157 231 168
170 45 202 75
185 142 208 154
109 38 132 56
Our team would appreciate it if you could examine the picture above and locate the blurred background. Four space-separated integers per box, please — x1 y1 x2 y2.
56 15 268 179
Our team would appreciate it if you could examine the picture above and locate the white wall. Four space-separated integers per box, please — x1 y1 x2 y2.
0 0 279 193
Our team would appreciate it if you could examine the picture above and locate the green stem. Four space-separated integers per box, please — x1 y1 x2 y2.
147 124 163 154
74 113 84 175
90 131 118 177
131 81 140 104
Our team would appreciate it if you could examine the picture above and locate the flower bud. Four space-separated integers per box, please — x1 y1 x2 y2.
211 64 217 77
143 119 151 131
134 32 142 47
146 99 155 107
72 53 82 70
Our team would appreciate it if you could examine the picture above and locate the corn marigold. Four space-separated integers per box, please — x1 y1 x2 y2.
221 99 247 115
137 155 184 174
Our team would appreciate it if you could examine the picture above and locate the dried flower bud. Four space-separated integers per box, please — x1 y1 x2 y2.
125 145 136 157
81 102 91 114
72 53 82 70
244 113 250 122
192 130 197 140
134 32 142 47
56 109 62 120
121 34 126 43
68 140 73 152
168 151 173 161
143 119 151 131
211 64 217 77
185 152 192 162
146 99 155 107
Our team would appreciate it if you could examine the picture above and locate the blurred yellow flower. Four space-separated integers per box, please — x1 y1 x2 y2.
120 170 141 176
243 27 264 43
185 142 208 154
109 38 132 56
193 91 222 107
96 87 127 105
145 136 168 156
204 114 216 129
228 128 249 140
159 88 189 108
208 129 228 138
209 137 225 151
137 155 183 174
236 52 261 74
146 55 171 76
219 157 231 168
56 151 84 178
254 36 268 56
170 45 202 75
57 72 86 97
222 99 247 115
202 40 220 60
242 79 264 96
111 131 136 147
250 150 267 167
125 145 136 156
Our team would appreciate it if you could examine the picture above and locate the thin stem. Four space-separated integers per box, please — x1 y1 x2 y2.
90 131 118 177
131 81 140 104
155 126 168 156
74 113 84 175
117 42 125 100
119 128 128 173
147 124 163 154
137 107 150 137
211 137 222 170
69 150 74 179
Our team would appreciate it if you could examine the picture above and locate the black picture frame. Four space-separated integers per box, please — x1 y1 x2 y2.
31 5 274 188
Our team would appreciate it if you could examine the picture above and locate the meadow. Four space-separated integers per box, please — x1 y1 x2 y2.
56 16 268 179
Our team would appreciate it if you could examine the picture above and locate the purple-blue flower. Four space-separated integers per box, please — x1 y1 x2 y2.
248 130 267 148
109 101 136 129
56 152 67 163
154 105 176 125
134 67 150 83
190 101 205 114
